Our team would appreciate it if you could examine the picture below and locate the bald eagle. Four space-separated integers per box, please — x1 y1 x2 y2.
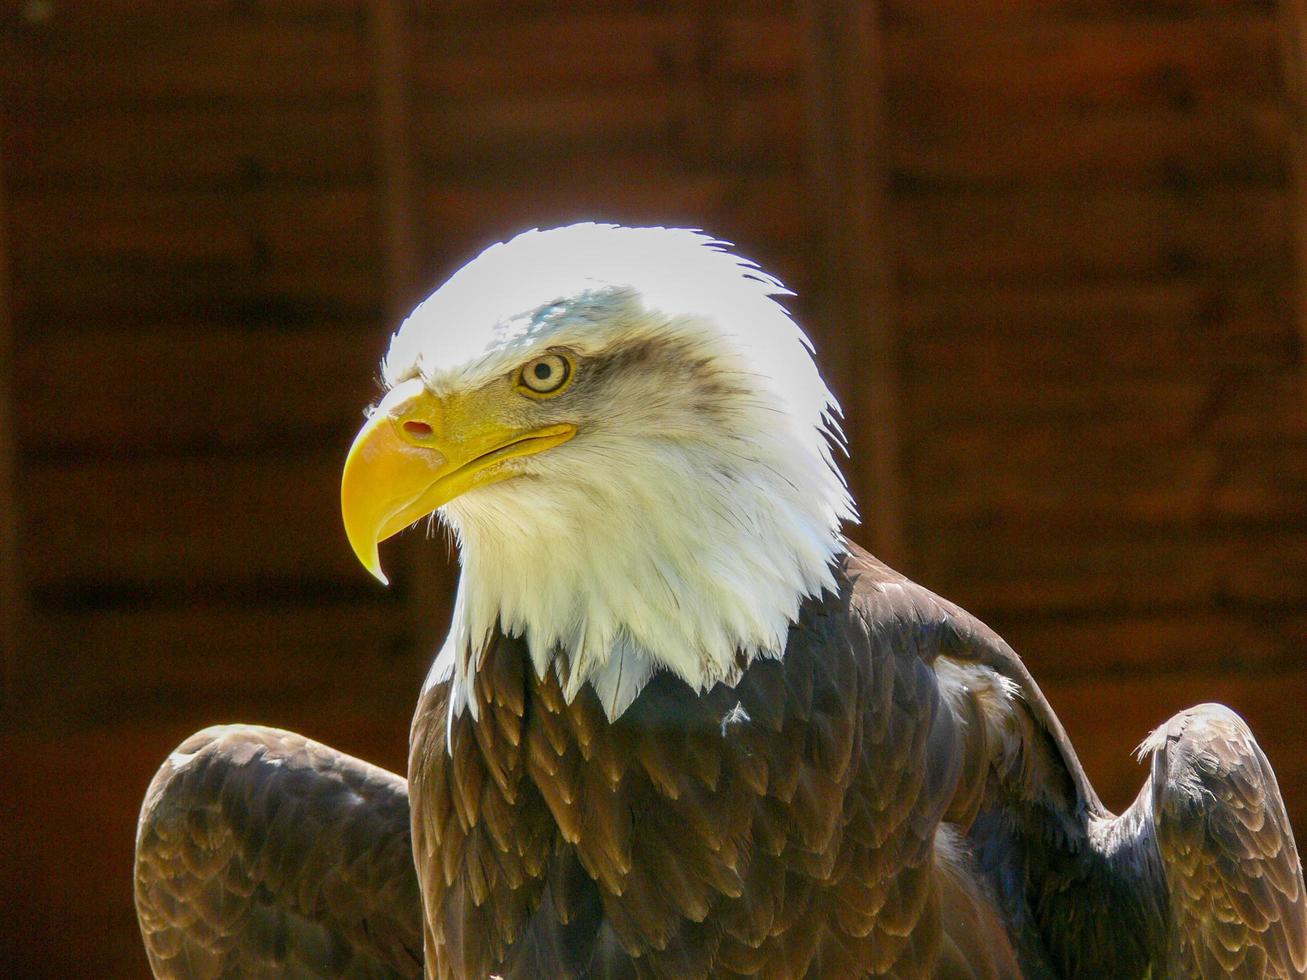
136 224 1306 978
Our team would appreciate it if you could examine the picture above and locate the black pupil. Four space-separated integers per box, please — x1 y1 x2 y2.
534 362 553 381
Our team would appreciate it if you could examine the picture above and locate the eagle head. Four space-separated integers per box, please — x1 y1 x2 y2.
341 224 854 719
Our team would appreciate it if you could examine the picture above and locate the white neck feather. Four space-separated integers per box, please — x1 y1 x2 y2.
432 419 849 720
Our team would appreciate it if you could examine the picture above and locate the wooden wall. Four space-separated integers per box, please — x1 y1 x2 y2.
1 1 1304 976
880 0 1307 812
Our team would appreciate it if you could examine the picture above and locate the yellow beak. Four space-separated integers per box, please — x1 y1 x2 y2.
341 377 576 584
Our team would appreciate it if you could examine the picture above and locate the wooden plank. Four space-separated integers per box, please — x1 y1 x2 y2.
29 601 421 727
904 371 1306 463
911 441 1219 525
1000 608 1307 679
905 372 1305 448
370 0 420 320
1208 440 1307 518
894 188 1291 287
0 128 20 717
905 375 1211 431
914 523 1307 615
6 103 376 191
888 104 1289 192
12 173 801 275
1038 666 1307 818
883 15 1281 126
882 0 1275 25
412 12 675 97
0 0 368 24
1 17 372 108
22 452 370 595
409 11 796 99
1208 371 1307 441
9 185 380 267
1281 0 1307 414
414 0 789 15
418 146 792 196
411 85 801 178
15 325 384 458
900 281 1297 381
721 10 801 80
909 437 1307 526
800 0 905 563
13 257 384 326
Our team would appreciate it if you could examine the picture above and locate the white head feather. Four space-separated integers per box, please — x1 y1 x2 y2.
380 224 856 720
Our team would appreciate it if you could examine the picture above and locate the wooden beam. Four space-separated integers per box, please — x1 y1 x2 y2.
370 0 420 322
799 0 906 564
0 131 22 721
1279 0 1307 411
368 0 453 663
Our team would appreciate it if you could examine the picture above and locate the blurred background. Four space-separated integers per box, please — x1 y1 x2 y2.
2 0 1305 975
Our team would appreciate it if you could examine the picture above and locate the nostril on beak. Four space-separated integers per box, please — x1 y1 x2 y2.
402 420 434 438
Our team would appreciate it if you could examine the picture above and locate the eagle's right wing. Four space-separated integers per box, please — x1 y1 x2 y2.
134 725 423 979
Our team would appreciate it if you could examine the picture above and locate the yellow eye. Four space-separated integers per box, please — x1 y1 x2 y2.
516 353 573 397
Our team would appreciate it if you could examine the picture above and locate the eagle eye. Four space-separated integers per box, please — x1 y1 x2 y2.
516 353 573 397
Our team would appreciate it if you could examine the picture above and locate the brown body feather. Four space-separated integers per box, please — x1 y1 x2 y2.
408 546 1021 978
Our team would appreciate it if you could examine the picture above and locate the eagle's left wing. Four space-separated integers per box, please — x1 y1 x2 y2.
134 725 423 978
1145 704 1307 977
852 537 1307 978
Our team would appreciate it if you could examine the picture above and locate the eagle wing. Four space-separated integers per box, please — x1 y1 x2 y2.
1146 704 1307 978
134 725 423 979
844 544 1307 977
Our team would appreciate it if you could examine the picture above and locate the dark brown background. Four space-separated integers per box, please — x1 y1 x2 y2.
2 1 1305 976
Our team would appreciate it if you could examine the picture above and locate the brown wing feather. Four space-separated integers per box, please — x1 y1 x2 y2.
866 533 1307 978
1145 703 1307 978
134 725 422 979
